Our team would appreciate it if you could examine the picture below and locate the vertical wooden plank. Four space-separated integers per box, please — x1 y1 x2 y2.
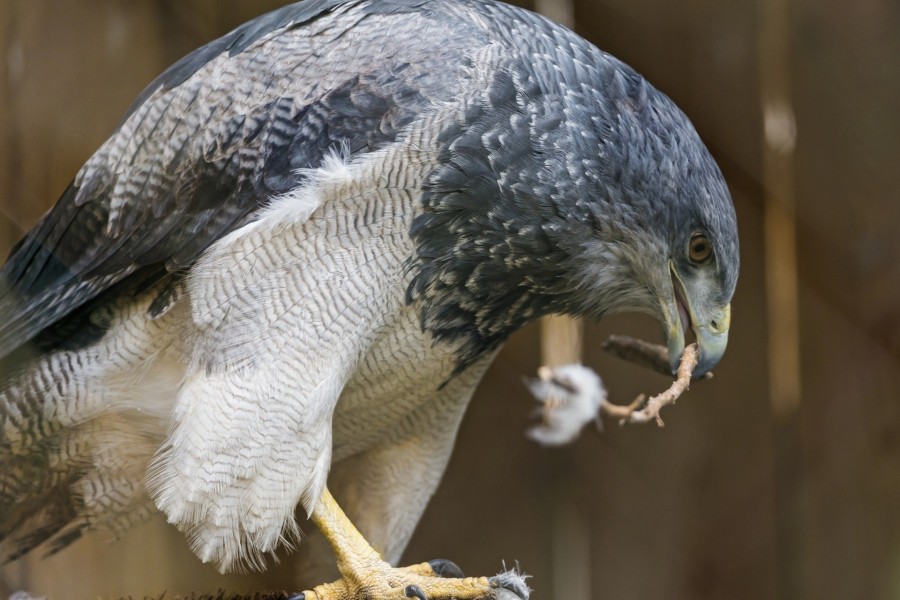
759 0 802 598
760 0 801 423
539 315 583 367
0 0 37 253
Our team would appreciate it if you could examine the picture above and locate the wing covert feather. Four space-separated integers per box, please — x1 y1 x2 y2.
0 0 469 358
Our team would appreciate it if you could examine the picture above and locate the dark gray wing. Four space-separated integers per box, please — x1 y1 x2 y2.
0 0 449 359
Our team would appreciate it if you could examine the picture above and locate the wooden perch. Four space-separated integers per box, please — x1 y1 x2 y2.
148 592 294 600
9 592 296 600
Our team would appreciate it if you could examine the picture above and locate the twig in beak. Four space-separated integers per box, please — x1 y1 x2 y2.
600 343 699 427
602 334 714 381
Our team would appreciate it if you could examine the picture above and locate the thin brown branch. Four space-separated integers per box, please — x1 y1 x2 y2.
600 343 699 427
601 335 671 376
602 334 713 381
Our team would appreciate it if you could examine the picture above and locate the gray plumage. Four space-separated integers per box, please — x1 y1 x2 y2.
0 0 738 577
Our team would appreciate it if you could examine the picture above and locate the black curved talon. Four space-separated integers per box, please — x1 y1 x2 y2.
405 584 428 600
427 558 465 579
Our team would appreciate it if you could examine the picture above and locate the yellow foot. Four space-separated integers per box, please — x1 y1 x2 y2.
302 488 529 600
295 559 529 600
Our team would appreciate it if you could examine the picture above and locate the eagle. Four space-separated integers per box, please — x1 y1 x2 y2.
0 0 738 598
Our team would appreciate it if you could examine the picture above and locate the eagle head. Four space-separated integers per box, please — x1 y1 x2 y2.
408 51 738 378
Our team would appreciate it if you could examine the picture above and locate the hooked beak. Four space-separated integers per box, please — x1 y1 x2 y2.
664 261 731 377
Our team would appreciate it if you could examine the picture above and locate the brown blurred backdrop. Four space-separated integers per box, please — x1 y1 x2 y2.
0 0 898 598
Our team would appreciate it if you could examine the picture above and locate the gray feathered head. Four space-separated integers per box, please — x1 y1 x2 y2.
407 5 738 377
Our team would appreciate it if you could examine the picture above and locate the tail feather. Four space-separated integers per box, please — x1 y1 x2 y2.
0 406 163 560
1 350 111 457
0 331 140 560
0 423 92 559
44 497 156 558
43 526 84 557
0 277 177 561
0 475 83 563
0 448 90 535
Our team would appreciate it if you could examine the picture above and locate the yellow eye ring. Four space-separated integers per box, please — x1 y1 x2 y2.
689 233 713 263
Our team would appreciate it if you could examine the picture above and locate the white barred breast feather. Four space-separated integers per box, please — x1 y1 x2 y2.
148 141 431 570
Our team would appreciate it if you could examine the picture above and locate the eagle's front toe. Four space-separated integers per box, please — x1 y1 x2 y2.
426 558 465 579
300 562 510 600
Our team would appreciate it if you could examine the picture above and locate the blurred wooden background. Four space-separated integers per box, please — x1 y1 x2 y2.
1 0 899 598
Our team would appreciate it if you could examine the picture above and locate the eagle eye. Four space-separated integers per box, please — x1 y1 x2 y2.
688 233 713 264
